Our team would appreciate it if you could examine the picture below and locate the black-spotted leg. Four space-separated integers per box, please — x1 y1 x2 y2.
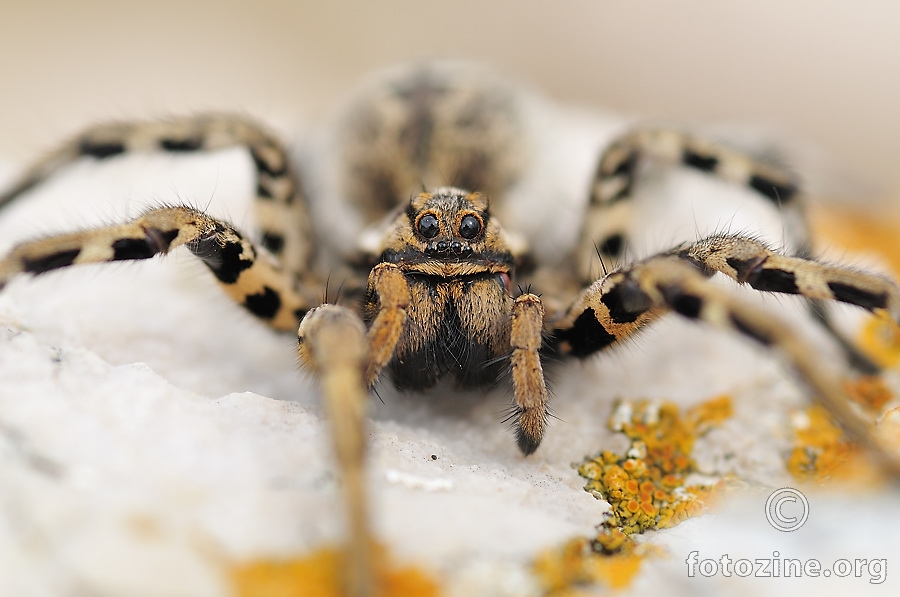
676 234 900 374
551 252 900 473
297 305 374 597
576 127 807 281
0 114 315 276
574 127 884 373
672 234 900 320
0 205 318 330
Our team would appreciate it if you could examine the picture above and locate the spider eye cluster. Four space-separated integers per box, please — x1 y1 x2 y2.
415 211 484 241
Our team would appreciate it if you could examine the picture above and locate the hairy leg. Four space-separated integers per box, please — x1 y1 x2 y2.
574 127 881 372
297 305 373 597
576 127 805 279
509 292 551 454
0 205 318 330
551 250 899 472
0 114 315 275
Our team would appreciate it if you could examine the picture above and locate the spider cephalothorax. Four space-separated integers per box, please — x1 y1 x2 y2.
2 62 899 597
364 188 520 391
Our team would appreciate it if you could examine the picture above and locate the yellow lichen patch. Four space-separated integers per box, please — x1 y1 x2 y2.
859 312 900 369
533 397 731 595
577 396 731 536
844 375 894 413
230 544 441 597
787 376 897 483
785 403 880 484
532 535 651 597
809 206 900 277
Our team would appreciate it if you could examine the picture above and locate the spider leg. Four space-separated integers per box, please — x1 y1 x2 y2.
551 252 900 472
672 233 900 319
576 126 881 372
295 268 410 597
297 305 374 597
0 114 314 275
577 127 805 278
0 205 318 330
362 262 411 386
509 293 551 454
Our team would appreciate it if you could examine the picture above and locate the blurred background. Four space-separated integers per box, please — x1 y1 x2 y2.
1 0 900 198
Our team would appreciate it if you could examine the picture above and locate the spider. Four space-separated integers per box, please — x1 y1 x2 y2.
1 62 898 596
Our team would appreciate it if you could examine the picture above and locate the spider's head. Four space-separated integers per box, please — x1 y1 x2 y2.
410 188 490 258
374 187 519 277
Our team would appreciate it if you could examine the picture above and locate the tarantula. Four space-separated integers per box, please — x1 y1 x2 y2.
1 63 898 595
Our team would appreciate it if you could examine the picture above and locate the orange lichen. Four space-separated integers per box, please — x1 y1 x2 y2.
534 397 730 595
786 374 896 483
859 313 900 369
576 396 731 536
810 206 900 279
785 403 879 484
844 375 894 413
230 544 441 597
532 535 650 597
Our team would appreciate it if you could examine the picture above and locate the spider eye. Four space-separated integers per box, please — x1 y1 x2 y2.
417 214 440 239
458 214 482 239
